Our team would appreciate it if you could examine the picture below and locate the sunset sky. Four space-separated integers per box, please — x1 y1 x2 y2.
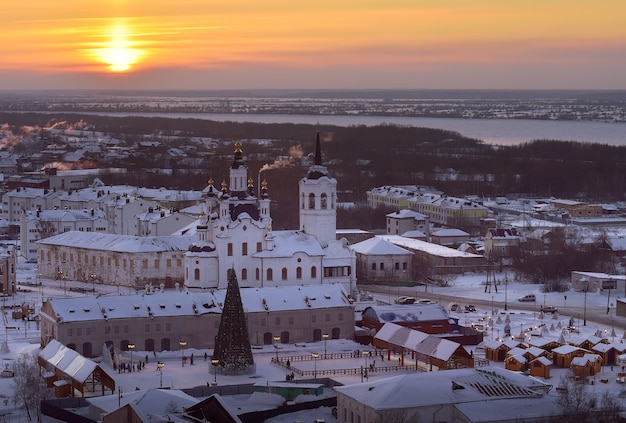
2 1 625 90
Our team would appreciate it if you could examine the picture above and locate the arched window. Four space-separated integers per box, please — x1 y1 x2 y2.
282 267 288 280
321 193 327 209
256 268 260 280
301 193 305 209
308 193 315 209
296 267 302 279
194 268 200 280
311 266 317 278
241 268 248 280
267 268 273 281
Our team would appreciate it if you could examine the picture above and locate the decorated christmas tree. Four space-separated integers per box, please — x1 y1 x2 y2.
212 268 255 375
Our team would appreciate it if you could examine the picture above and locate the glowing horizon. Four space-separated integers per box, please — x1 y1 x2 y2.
2 1 625 90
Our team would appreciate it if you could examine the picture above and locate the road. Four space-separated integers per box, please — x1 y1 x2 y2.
359 284 626 333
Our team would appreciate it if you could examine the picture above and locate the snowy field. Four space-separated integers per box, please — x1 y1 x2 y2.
0 260 625 421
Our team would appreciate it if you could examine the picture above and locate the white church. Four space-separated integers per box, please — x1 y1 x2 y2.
184 133 356 294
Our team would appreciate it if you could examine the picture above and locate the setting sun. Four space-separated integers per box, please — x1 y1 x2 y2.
1 1 625 89
92 19 145 72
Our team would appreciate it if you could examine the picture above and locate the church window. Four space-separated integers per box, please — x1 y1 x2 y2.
227 243 233 256
194 268 200 280
267 268 273 281
372 263 376 271
380 263 385 270
403 262 407 270
256 242 262 252
301 193 305 209
241 268 248 280
308 193 315 209
395 262 399 270
296 267 302 279
321 193 327 209
311 266 317 278
142 259 148 268
256 268 260 280
242 242 248 256
282 267 288 280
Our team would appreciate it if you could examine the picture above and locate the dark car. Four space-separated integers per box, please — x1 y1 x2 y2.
465 304 477 312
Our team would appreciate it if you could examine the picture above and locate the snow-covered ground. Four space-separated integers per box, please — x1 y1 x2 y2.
1 260 625 421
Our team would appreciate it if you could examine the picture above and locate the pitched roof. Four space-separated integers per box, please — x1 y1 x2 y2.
350 237 412 255
36 230 194 253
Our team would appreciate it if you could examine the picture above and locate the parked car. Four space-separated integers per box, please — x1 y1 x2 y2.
450 303 460 312
541 305 558 314
416 299 436 304
465 304 477 312
394 296 416 304
518 294 536 302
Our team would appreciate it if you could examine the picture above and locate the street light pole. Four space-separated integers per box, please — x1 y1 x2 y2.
322 333 329 359
157 361 164 387
128 343 135 369
583 281 589 326
311 353 319 379
211 359 219 385
179 340 187 366
273 335 281 363
363 351 370 381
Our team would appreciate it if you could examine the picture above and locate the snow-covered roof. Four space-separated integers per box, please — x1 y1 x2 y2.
47 284 351 323
36 230 194 253
374 322 462 362
87 388 197 416
254 231 324 258
24 208 106 222
363 304 451 324
378 235 483 258
335 367 552 413
571 354 601 366
431 228 469 237
38 339 105 384
386 209 427 220
349 237 412 256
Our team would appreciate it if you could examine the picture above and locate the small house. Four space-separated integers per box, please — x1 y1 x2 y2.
529 356 552 379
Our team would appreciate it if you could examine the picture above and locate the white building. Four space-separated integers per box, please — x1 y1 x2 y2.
335 367 556 423
105 194 159 235
184 135 356 293
385 209 429 236
135 208 197 236
36 231 193 287
40 284 354 354
1 187 62 226
20 208 108 261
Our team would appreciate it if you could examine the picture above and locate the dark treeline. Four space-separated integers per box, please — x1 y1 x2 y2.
3 112 626 204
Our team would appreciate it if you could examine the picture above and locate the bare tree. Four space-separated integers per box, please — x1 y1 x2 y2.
35 220 56 241
11 351 52 421
557 375 623 422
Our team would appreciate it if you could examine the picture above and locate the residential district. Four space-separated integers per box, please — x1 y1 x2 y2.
0 129 626 422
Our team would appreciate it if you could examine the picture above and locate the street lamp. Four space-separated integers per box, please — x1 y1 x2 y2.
363 351 370 381
128 343 135 369
322 333 329 359
179 340 187 366
157 361 164 387
89 273 98 293
582 278 589 326
211 359 219 385
273 335 281 363
311 353 319 379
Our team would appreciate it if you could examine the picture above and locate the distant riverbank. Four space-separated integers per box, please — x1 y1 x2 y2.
56 111 626 146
